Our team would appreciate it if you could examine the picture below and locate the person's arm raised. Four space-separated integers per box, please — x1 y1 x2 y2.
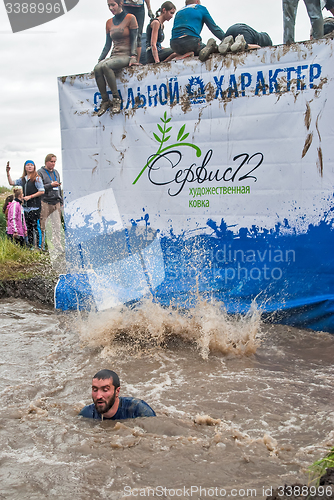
6 161 15 186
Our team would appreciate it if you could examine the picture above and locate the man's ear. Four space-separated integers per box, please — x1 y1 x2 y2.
116 387 120 396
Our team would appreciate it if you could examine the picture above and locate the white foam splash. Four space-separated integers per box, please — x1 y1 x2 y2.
76 296 262 359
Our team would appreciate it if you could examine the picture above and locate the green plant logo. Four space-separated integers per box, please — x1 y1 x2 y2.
133 112 202 185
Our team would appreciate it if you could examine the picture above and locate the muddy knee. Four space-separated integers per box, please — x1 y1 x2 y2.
94 60 105 77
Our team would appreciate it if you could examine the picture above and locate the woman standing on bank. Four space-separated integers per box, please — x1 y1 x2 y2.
6 160 44 248
94 0 139 117
146 2 178 64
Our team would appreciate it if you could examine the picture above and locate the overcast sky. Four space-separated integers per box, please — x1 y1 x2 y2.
0 0 315 187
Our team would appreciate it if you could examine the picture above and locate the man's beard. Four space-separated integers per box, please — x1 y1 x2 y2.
93 389 116 414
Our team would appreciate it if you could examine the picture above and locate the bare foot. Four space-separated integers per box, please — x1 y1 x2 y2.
174 51 194 61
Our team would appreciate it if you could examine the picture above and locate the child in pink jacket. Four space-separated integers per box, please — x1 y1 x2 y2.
6 187 27 246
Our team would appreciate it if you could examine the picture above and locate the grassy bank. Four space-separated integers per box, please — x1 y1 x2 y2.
0 188 55 281
309 446 334 485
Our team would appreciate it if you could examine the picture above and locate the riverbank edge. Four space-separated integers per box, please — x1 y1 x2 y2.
0 277 57 306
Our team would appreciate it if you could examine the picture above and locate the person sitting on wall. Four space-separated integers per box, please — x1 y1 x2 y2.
218 24 273 55
170 0 226 63
146 2 190 63
282 0 323 44
94 0 139 117
79 369 156 420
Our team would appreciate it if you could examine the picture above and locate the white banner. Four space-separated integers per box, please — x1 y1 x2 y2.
56 40 334 331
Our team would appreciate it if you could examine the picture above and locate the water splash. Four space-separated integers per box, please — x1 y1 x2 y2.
76 296 262 359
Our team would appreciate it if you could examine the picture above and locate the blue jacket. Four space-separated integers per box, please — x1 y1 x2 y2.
79 397 156 420
171 4 225 41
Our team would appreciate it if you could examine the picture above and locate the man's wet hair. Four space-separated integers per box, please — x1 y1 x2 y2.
93 369 120 388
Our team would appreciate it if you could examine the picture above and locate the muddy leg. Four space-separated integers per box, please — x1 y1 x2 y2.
304 0 324 39
282 0 299 44
101 55 131 98
94 61 110 102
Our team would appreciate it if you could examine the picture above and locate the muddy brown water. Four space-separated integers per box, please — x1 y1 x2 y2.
0 297 333 500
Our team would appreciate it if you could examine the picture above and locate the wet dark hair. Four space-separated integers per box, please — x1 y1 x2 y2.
2 194 13 214
93 369 120 388
259 32 273 47
111 0 123 5
156 1 176 16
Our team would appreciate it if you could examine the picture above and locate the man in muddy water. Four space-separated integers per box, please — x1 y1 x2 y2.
79 369 156 420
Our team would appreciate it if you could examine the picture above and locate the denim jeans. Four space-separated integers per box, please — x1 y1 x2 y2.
283 0 323 43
